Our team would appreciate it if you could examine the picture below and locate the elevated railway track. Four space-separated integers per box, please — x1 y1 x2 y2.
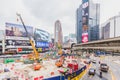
73 37 120 52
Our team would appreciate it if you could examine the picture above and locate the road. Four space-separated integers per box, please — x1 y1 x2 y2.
104 56 120 80
81 55 120 80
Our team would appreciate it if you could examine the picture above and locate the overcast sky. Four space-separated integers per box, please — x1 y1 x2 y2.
0 0 120 36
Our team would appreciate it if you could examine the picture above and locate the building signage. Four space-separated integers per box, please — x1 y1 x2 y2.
82 0 89 43
35 42 49 48
6 40 31 46
82 32 88 43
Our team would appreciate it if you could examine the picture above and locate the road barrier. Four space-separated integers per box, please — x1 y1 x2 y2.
44 65 86 80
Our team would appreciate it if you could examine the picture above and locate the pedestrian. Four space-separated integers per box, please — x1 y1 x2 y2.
99 61 100 64
100 71 102 78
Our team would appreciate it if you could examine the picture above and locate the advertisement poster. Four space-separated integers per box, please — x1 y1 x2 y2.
5 22 33 38
5 23 33 50
34 28 50 42
6 40 31 46
82 0 89 43
82 32 88 43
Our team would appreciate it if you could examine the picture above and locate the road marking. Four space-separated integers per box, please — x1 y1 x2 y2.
89 75 93 78
109 69 116 80
80 64 92 80
112 60 120 66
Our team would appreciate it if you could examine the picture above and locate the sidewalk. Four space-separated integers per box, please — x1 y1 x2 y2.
113 60 120 65
106 56 120 65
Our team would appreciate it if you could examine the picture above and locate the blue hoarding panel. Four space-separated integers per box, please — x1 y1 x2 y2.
44 76 64 80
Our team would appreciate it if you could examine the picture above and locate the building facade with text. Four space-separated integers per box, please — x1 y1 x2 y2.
76 0 100 43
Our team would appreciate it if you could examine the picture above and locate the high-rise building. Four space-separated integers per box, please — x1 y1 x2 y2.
76 5 82 43
101 13 120 39
64 36 69 43
54 20 63 46
64 33 76 43
76 0 100 43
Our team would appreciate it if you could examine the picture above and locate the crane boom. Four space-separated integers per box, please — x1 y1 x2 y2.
16 13 39 59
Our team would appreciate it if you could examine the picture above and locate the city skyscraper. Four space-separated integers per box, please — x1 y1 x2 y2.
54 20 63 46
76 0 100 43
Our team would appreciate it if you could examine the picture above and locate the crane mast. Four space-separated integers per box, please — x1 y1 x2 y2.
16 13 39 60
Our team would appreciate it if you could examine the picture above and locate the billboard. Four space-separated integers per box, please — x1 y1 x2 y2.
35 41 49 48
5 23 33 50
34 28 50 42
82 0 89 43
5 23 33 39
82 32 88 43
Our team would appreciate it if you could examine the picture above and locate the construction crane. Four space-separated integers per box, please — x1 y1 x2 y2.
16 13 42 70
16 13 39 60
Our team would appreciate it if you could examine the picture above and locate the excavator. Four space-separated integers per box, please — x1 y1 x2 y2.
17 13 41 70
55 42 64 67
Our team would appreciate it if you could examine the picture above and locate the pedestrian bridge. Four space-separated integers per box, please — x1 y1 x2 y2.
73 37 120 52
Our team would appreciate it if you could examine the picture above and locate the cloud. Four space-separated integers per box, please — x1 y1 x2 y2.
0 0 81 36
1 0 120 37
22 0 81 35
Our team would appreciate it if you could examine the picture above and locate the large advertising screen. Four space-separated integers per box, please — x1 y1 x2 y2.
82 0 89 43
34 28 50 42
82 33 88 43
5 23 33 49
5 23 33 39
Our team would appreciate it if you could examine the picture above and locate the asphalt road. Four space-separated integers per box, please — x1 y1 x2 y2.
81 55 120 80
103 56 120 80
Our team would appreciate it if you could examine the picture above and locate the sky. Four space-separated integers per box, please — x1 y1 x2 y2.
0 0 120 36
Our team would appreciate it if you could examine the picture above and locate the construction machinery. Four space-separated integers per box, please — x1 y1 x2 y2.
16 13 41 70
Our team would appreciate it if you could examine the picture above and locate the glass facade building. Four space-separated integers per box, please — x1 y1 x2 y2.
76 5 82 43
76 0 100 43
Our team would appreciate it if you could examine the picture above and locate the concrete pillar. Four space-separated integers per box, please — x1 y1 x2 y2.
2 39 5 54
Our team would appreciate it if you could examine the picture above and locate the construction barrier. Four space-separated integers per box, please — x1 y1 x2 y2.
66 65 86 80
44 65 86 80
0 65 87 80
44 76 64 80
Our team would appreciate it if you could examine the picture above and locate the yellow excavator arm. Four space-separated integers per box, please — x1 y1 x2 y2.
29 40 39 60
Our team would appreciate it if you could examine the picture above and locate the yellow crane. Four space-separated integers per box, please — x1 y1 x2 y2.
16 13 41 70
16 13 39 60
